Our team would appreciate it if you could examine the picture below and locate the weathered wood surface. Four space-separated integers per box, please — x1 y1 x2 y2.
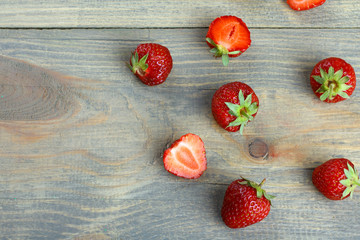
0 0 360 28
1 1 360 239
1 28 360 239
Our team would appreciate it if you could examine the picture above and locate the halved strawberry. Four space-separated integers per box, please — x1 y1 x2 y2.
287 0 326 11
206 16 251 66
163 133 207 179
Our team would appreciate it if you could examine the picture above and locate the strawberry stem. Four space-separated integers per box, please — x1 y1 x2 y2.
225 90 258 135
328 83 336 100
206 37 233 67
340 163 360 199
259 178 266 187
239 177 275 204
313 67 352 102
129 52 149 75
240 110 252 121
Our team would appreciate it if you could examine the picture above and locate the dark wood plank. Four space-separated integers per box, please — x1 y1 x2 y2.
0 29 360 239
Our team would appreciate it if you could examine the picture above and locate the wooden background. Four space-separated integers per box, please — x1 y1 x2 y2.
1 1 360 239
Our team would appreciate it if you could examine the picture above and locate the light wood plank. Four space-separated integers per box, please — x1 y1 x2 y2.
0 29 360 239
0 0 359 28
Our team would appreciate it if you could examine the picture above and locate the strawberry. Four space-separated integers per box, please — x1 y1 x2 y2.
312 158 360 200
310 57 356 103
163 133 207 179
206 16 251 66
221 178 275 229
128 43 173 86
212 82 259 135
287 0 326 11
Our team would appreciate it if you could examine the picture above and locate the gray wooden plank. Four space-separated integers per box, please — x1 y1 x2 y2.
0 28 359 89
0 29 360 239
0 0 359 28
1 187 359 239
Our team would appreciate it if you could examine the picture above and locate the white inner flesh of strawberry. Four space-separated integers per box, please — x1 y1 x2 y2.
171 142 199 171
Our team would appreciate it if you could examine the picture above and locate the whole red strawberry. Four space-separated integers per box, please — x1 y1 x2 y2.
312 158 360 200
128 43 173 86
212 82 259 135
206 16 251 66
287 0 326 11
310 57 356 103
221 178 275 229
163 133 207 179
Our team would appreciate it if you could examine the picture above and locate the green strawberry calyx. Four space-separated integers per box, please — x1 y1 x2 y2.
312 66 352 101
225 90 258 135
339 163 360 199
206 38 241 67
128 52 149 76
238 177 276 205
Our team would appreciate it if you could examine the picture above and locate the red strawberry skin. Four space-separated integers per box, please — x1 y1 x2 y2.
206 15 251 58
212 82 259 132
221 179 271 229
287 0 326 11
130 43 173 86
163 133 207 179
310 57 356 103
312 158 354 200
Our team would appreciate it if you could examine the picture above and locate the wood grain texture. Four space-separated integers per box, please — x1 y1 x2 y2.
0 28 360 239
0 0 359 28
